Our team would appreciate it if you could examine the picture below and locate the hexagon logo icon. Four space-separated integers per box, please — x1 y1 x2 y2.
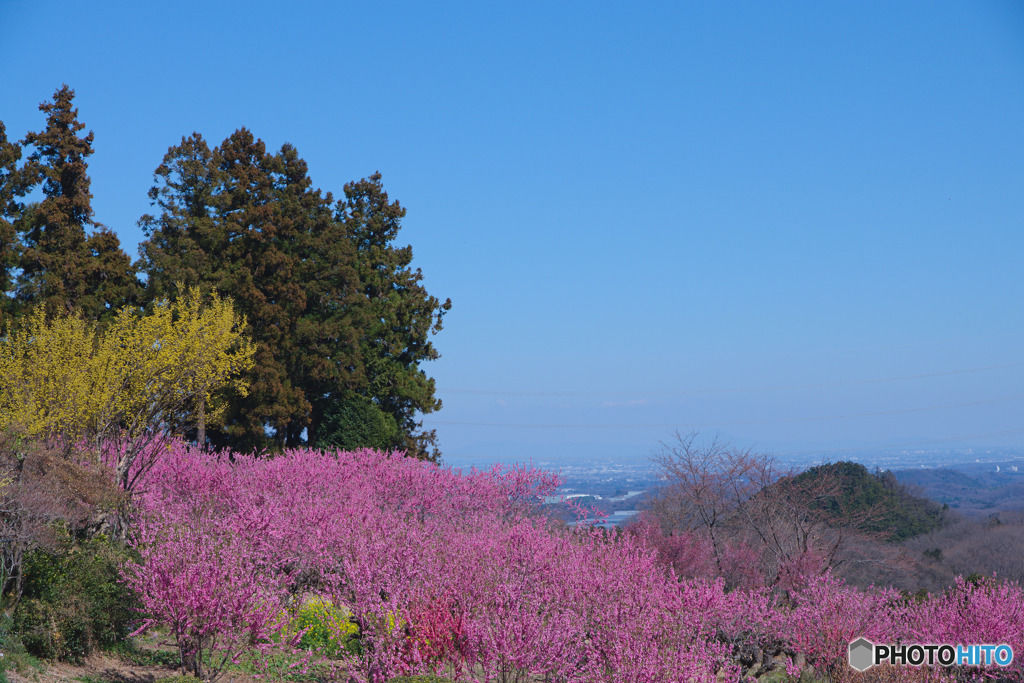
849 637 875 672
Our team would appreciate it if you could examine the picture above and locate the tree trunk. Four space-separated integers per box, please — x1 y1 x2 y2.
197 399 206 450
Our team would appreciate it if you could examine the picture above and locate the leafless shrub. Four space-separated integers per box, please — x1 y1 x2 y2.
646 432 913 590
891 511 1024 591
647 432 777 574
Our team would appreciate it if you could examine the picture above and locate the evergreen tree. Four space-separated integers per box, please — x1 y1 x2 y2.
140 133 449 457
336 174 451 459
138 132 220 288
272 142 366 447
314 393 400 452
15 86 137 320
0 122 23 328
140 130 364 451
82 227 138 320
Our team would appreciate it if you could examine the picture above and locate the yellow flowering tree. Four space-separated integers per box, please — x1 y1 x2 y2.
0 288 255 490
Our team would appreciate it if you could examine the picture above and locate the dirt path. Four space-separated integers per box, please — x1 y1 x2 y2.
6 653 179 683
2 636 267 683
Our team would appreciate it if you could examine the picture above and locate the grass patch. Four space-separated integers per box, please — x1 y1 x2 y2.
228 648 341 683
0 613 46 678
107 639 181 668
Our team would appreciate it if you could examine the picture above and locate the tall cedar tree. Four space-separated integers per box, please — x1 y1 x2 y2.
336 174 451 458
140 130 366 452
0 122 23 329
15 86 137 320
140 131 450 458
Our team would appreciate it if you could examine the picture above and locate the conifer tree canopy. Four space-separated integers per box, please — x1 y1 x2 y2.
336 174 451 458
0 122 23 327
2 89 451 458
140 130 449 457
14 86 137 320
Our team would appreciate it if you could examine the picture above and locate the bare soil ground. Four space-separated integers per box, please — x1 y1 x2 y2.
2 634 267 683
7 653 181 683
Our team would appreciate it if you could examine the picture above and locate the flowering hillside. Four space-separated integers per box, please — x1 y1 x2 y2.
125 444 1024 683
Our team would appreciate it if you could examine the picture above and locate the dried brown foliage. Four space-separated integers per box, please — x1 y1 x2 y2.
0 435 124 613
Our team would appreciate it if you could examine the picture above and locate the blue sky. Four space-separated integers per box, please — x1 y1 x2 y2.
2 1 1023 464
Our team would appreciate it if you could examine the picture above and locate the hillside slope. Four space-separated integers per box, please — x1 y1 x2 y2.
784 461 947 542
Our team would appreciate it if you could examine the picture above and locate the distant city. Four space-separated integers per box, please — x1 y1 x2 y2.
795 446 1024 472
445 446 1024 526
448 445 1024 486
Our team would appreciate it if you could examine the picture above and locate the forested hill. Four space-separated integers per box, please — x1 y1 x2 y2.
896 461 1024 515
783 461 948 542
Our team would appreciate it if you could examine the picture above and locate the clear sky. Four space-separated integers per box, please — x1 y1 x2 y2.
2 1 1023 464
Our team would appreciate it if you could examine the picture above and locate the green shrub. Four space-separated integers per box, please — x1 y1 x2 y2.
155 676 202 683
285 598 360 659
14 596 89 661
0 612 44 677
12 538 140 661
108 639 180 667
965 571 990 587
315 393 400 451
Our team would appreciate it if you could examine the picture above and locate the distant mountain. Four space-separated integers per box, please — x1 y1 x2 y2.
895 460 1024 515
